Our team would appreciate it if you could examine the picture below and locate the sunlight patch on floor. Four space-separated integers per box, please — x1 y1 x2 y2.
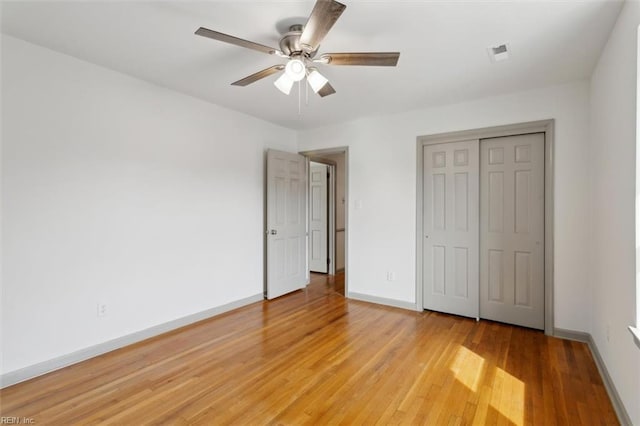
450 345 485 393
490 367 525 426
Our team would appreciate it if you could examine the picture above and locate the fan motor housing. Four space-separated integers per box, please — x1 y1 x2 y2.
279 24 317 58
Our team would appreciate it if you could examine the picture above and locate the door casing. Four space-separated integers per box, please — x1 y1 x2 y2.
416 120 555 335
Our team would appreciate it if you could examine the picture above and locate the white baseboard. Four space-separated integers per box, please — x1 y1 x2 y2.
552 328 591 342
554 328 632 426
347 292 416 311
0 293 264 389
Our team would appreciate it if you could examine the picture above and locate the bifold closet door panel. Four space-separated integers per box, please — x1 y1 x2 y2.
479 133 545 330
423 140 479 319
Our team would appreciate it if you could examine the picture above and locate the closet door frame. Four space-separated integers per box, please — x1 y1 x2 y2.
416 119 555 336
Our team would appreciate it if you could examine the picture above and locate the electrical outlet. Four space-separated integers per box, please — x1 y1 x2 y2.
97 303 107 317
387 272 396 281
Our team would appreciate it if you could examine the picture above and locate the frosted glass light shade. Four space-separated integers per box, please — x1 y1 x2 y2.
274 73 294 95
285 59 306 82
307 69 329 93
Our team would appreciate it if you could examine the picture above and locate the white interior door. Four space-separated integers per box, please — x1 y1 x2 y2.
480 133 545 329
423 140 479 319
266 149 307 299
309 162 328 273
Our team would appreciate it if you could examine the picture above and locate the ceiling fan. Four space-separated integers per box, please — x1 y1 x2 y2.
195 0 400 97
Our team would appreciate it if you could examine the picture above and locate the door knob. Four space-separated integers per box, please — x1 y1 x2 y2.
270 229 277 235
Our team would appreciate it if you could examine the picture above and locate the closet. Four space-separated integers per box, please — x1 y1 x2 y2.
420 130 546 330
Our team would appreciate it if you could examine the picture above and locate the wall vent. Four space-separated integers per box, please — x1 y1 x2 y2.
487 43 510 62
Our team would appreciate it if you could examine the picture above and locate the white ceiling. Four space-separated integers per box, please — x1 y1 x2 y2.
1 0 623 130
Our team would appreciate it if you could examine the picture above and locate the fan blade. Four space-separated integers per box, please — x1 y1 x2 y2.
231 65 285 87
195 27 283 56
320 52 400 66
299 0 346 52
317 82 336 97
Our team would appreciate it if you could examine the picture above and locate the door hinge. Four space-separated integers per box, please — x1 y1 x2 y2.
327 258 331 265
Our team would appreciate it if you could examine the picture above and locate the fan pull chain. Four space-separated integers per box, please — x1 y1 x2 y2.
298 81 301 115
305 78 309 106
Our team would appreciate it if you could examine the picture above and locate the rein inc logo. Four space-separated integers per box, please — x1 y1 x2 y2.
0 418 35 424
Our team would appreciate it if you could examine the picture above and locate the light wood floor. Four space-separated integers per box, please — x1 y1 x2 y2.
1 273 618 425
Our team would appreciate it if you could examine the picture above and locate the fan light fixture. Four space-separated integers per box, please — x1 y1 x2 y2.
285 58 306 81
274 73 294 95
307 68 329 93
275 59 328 96
275 58 307 95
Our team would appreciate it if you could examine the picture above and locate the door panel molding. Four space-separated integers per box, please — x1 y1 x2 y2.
416 120 555 335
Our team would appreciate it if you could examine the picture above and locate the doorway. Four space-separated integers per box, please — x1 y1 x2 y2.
416 120 554 334
303 149 348 296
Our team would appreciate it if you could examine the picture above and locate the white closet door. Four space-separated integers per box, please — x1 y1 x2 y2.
480 133 545 329
423 140 479 319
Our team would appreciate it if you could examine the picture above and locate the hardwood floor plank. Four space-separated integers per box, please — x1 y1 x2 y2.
0 273 619 425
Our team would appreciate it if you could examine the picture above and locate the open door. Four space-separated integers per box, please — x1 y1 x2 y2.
266 149 308 299
309 162 329 273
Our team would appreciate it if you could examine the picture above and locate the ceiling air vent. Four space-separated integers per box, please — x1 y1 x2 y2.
487 43 510 62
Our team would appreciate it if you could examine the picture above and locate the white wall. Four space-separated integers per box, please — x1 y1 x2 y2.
589 0 640 423
0 36 296 376
298 80 592 332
